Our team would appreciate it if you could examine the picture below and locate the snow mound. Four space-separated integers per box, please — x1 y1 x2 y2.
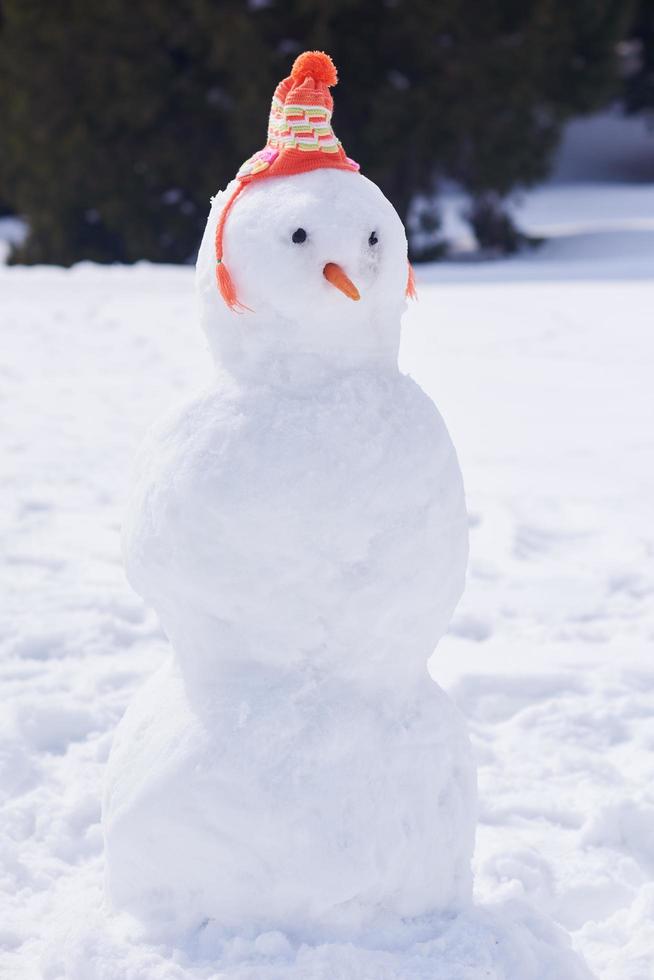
47 898 592 980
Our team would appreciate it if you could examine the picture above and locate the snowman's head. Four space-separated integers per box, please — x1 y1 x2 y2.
195 51 415 386
196 167 410 383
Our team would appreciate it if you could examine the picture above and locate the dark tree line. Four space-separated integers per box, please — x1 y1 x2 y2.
0 0 642 264
624 0 654 117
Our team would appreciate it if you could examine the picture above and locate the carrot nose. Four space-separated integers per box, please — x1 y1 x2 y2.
323 262 360 301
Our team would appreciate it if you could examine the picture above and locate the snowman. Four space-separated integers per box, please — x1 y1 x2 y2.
104 50 474 945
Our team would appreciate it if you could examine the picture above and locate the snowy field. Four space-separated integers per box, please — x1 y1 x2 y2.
1 182 653 978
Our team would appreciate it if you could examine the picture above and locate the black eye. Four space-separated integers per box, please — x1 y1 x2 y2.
292 228 307 244
369 231 378 246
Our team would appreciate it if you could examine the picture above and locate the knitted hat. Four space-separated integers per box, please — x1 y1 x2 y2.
215 51 360 311
214 51 417 311
239 51 359 182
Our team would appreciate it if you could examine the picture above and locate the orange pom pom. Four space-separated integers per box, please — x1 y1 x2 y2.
406 262 418 301
291 51 338 87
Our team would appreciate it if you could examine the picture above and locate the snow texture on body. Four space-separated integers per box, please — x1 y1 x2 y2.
2 179 653 979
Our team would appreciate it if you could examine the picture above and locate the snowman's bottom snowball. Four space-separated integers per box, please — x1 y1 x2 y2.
103 656 476 941
54 900 593 980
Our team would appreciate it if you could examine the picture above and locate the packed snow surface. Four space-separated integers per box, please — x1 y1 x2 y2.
1 182 653 978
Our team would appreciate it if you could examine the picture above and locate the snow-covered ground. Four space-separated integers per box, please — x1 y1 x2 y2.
1 182 653 978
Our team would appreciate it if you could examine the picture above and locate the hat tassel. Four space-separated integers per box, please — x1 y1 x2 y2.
215 182 251 313
406 263 418 301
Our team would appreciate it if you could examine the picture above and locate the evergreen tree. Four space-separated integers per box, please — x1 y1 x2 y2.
623 1 654 117
0 0 278 263
0 0 635 264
